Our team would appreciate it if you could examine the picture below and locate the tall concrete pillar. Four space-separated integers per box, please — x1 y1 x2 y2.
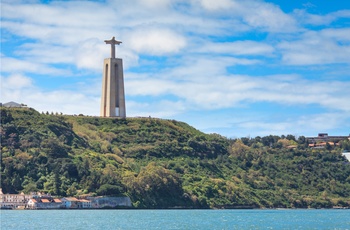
100 37 126 118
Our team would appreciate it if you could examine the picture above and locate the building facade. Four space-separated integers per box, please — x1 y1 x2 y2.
0 189 31 209
27 196 64 209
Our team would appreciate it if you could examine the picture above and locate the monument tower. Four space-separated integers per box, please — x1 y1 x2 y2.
100 37 126 118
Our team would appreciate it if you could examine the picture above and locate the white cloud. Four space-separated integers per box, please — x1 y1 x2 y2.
193 0 298 33
1 55 69 75
127 28 186 55
296 113 350 132
126 78 174 96
321 28 350 41
199 111 350 137
126 57 350 112
74 38 109 70
293 9 350 26
167 56 260 81
1 74 33 90
0 74 100 115
240 1 297 32
127 99 186 118
1 0 293 69
16 43 74 64
279 29 350 65
197 40 274 56
197 0 235 11
1 0 40 3
238 120 291 135
1 2 115 29
1 20 111 46
12 37 137 72
293 9 335 26
138 0 173 9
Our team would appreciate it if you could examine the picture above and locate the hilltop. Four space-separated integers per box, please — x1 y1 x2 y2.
1 107 350 208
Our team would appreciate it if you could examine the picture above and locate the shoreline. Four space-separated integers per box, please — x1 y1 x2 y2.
1 207 349 211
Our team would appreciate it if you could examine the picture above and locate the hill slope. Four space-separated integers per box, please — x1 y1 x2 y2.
1 107 350 208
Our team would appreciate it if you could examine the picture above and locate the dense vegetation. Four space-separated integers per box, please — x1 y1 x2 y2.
1 107 350 208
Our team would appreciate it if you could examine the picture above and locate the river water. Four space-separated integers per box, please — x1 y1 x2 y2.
1 209 349 229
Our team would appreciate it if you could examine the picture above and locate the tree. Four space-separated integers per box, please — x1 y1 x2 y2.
124 162 183 207
298 136 306 144
43 172 61 195
96 184 123 196
230 140 249 156
41 139 68 158
22 182 38 194
67 183 78 196
326 142 332 150
286 135 296 141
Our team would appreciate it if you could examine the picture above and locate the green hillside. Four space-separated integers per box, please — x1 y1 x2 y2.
1 107 350 208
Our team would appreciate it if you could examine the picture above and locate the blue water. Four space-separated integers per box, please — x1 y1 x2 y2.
1 209 349 229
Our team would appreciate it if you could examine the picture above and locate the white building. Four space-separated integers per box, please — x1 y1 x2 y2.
27 197 63 209
0 188 32 209
61 197 79 208
61 197 92 209
78 199 92 209
343 152 350 161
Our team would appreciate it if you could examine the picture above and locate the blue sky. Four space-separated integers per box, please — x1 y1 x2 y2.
1 0 350 138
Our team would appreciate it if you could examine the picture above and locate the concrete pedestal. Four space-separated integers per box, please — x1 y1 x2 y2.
100 58 126 118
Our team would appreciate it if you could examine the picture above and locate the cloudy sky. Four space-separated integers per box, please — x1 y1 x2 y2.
1 0 350 138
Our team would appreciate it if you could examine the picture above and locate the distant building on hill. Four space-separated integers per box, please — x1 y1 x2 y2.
306 133 350 149
308 141 340 149
306 133 350 143
2 101 27 108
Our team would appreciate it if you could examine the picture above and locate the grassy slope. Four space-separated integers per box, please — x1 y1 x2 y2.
1 107 350 208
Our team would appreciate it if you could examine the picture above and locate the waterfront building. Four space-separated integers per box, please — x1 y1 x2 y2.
1 189 130 209
78 199 92 209
0 188 31 209
27 195 64 209
90 196 132 208
61 197 80 209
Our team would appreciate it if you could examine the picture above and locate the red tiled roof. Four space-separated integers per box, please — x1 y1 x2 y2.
317 142 334 146
41 199 50 203
29 198 37 203
54 199 62 203
309 142 338 147
65 197 79 201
